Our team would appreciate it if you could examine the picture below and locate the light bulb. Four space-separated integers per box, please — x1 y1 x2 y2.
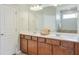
30 5 43 11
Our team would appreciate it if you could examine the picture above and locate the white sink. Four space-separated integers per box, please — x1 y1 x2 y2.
51 33 79 42
49 33 79 40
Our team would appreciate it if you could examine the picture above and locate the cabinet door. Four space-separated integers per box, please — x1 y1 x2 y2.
38 42 52 55
25 35 31 40
32 36 37 41
46 39 60 46
38 37 45 43
53 46 74 55
61 41 74 49
75 43 79 55
20 38 28 53
28 40 37 55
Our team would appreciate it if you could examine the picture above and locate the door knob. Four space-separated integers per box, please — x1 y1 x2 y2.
0 34 4 35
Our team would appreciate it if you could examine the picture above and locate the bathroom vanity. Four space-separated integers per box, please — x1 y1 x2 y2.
20 32 79 55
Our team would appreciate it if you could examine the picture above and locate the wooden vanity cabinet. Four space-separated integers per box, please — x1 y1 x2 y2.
46 39 60 46
20 34 24 39
38 37 45 43
28 37 38 55
38 37 52 55
75 43 79 55
20 34 28 53
20 34 79 55
61 41 74 49
53 40 74 55
32 36 38 41
53 45 74 55
38 42 52 55
25 35 31 40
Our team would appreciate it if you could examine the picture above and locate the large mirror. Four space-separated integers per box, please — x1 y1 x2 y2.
56 5 78 33
28 5 56 33
28 4 78 33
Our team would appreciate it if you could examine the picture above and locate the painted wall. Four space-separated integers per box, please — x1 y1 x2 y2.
77 5 79 33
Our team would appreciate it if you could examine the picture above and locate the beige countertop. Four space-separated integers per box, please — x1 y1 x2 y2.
20 32 79 43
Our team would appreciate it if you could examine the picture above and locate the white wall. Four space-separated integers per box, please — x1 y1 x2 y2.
77 5 79 33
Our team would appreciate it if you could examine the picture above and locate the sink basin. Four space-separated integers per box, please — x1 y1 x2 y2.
49 33 79 40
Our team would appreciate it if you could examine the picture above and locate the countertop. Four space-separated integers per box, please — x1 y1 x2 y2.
20 32 79 43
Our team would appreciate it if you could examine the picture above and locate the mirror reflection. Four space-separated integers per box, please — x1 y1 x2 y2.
56 6 77 33
28 4 78 34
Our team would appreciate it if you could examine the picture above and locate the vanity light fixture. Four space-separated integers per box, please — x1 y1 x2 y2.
30 5 43 11
30 4 58 11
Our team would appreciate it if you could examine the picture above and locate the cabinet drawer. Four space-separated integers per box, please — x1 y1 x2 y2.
61 41 74 49
32 36 37 41
38 42 52 55
25 35 31 40
46 39 60 46
53 46 74 55
20 34 25 39
38 37 45 43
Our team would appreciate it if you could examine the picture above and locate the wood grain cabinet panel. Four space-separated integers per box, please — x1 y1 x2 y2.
38 42 52 55
46 39 60 46
20 38 28 53
38 37 45 43
20 34 77 55
32 36 37 41
53 46 74 55
20 34 25 39
25 35 31 40
61 41 74 49
75 43 79 55
28 40 37 55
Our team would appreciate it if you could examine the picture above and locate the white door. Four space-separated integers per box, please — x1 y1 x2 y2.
0 5 18 55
